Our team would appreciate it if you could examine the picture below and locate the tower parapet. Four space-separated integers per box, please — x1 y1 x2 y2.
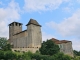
9 22 22 43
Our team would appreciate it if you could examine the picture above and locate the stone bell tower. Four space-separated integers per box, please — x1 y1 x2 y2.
9 22 22 43
26 19 42 48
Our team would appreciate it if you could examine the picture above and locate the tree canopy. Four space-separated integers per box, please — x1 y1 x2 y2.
0 37 11 51
0 37 7 49
74 50 80 56
39 39 60 55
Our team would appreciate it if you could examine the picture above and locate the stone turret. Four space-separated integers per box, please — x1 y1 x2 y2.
26 19 42 48
9 22 22 43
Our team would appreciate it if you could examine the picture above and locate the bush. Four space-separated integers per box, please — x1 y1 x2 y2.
0 50 4 59
50 52 71 60
4 51 17 60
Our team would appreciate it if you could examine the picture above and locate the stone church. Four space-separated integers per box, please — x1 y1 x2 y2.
8 19 42 53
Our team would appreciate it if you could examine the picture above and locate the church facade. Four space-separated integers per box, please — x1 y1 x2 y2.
8 19 42 53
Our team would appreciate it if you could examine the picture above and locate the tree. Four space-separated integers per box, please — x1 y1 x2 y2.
0 37 11 51
22 51 32 60
4 51 17 60
0 50 4 59
49 52 71 60
0 37 7 49
3 43 11 51
73 50 80 56
39 40 60 55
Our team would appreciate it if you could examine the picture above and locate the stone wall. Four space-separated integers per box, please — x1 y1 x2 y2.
12 31 28 48
13 37 27 48
58 42 73 57
12 48 39 53
13 30 27 38
27 24 42 48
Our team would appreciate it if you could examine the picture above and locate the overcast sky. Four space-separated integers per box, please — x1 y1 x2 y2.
0 0 80 50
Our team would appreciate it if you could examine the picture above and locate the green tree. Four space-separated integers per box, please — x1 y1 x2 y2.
4 51 17 60
32 53 42 60
39 40 60 56
0 37 7 49
49 52 71 60
0 37 11 51
0 50 4 59
3 43 11 51
22 51 32 60
73 50 80 56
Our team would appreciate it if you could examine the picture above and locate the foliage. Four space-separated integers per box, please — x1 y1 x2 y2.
0 38 75 60
0 37 11 51
32 53 42 60
32 53 50 60
22 54 31 60
39 40 60 55
52 52 71 60
22 51 33 60
74 50 80 56
31 52 71 60
3 43 11 51
4 51 17 60
0 37 7 49
0 49 73 60
0 50 4 59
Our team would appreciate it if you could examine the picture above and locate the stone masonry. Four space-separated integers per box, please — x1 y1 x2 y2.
9 19 42 53
8 18 73 57
51 38 74 57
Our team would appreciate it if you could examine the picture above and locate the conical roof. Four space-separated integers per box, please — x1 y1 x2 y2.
26 19 41 27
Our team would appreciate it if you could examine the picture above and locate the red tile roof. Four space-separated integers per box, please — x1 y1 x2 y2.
51 38 71 44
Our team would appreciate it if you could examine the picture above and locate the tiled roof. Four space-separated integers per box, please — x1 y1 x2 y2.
26 19 41 27
51 38 71 44
60 40 71 43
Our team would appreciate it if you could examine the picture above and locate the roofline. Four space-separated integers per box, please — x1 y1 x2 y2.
26 18 42 27
26 23 42 27
13 30 27 36
51 38 72 44
8 21 23 26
